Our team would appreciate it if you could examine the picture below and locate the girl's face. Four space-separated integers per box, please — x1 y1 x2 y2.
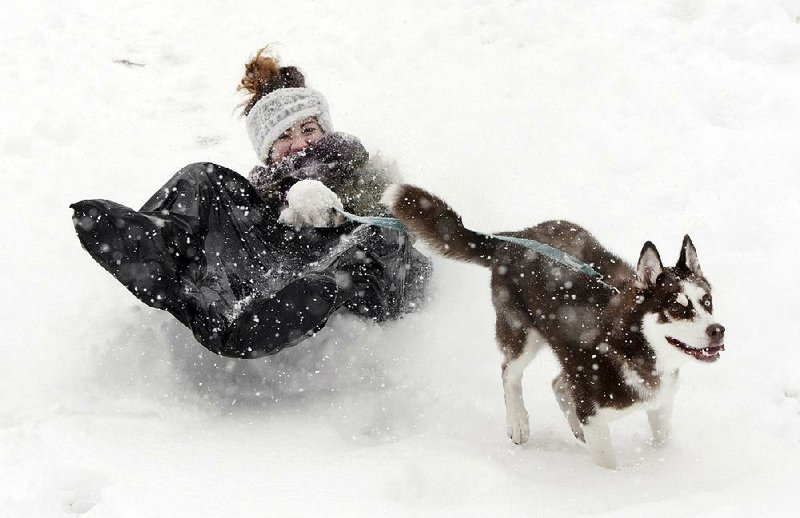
269 117 325 163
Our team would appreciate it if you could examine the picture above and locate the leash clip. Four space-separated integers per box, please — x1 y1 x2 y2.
595 276 621 294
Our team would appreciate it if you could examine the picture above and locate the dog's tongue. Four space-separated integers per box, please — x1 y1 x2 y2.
699 343 724 359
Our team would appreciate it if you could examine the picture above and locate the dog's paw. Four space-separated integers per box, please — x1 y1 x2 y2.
506 412 530 445
648 432 670 448
587 441 619 470
591 454 619 471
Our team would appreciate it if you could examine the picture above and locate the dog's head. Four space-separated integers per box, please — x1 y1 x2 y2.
636 235 724 371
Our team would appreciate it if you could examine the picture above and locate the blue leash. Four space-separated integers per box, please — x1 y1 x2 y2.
335 208 620 293
336 208 407 232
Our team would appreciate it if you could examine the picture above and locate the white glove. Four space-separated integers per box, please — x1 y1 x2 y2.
278 179 345 229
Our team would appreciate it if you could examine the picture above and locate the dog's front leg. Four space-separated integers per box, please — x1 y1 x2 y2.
647 401 673 447
583 415 617 470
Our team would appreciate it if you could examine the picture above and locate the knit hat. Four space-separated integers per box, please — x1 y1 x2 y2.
245 87 333 163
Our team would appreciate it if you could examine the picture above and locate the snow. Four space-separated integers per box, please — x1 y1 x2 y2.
2 0 800 516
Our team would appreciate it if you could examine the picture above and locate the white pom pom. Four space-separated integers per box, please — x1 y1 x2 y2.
278 179 343 228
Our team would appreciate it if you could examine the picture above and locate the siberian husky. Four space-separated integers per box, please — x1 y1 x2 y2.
383 184 725 469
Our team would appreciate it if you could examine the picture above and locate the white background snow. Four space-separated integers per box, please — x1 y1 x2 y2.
2 0 800 516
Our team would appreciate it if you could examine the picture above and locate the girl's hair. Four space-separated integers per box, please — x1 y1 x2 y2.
238 47 306 116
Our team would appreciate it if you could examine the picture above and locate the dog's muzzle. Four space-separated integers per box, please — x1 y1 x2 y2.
666 325 725 363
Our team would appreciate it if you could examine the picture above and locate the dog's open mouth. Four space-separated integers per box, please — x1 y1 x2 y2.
666 337 724 362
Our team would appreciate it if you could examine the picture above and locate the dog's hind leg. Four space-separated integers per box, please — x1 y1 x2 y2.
499 321 544 445
551 373 585 443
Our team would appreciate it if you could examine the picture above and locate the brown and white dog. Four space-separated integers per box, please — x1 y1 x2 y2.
383 184 725 469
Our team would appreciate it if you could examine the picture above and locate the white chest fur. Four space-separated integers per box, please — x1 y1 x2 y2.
602 364 680 420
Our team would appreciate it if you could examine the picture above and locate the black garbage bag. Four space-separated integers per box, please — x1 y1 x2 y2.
71 162 430 359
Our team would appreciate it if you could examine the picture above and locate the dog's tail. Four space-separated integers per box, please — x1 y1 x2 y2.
382 184 496 268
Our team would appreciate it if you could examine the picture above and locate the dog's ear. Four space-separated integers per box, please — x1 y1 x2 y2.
676 234 704 277
636 241 663 289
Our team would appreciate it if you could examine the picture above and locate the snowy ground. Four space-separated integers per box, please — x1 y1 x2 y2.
2 0 800 516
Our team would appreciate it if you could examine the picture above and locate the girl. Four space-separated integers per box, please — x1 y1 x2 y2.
71 48 430 359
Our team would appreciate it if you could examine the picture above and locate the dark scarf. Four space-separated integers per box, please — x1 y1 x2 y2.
250 132 368 197
248 132 392 216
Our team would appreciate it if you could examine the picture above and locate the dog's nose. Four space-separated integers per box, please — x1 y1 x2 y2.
706 324 725 342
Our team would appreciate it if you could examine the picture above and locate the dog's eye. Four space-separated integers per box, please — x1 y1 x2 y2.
669 303 684 316
701 295 713 311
